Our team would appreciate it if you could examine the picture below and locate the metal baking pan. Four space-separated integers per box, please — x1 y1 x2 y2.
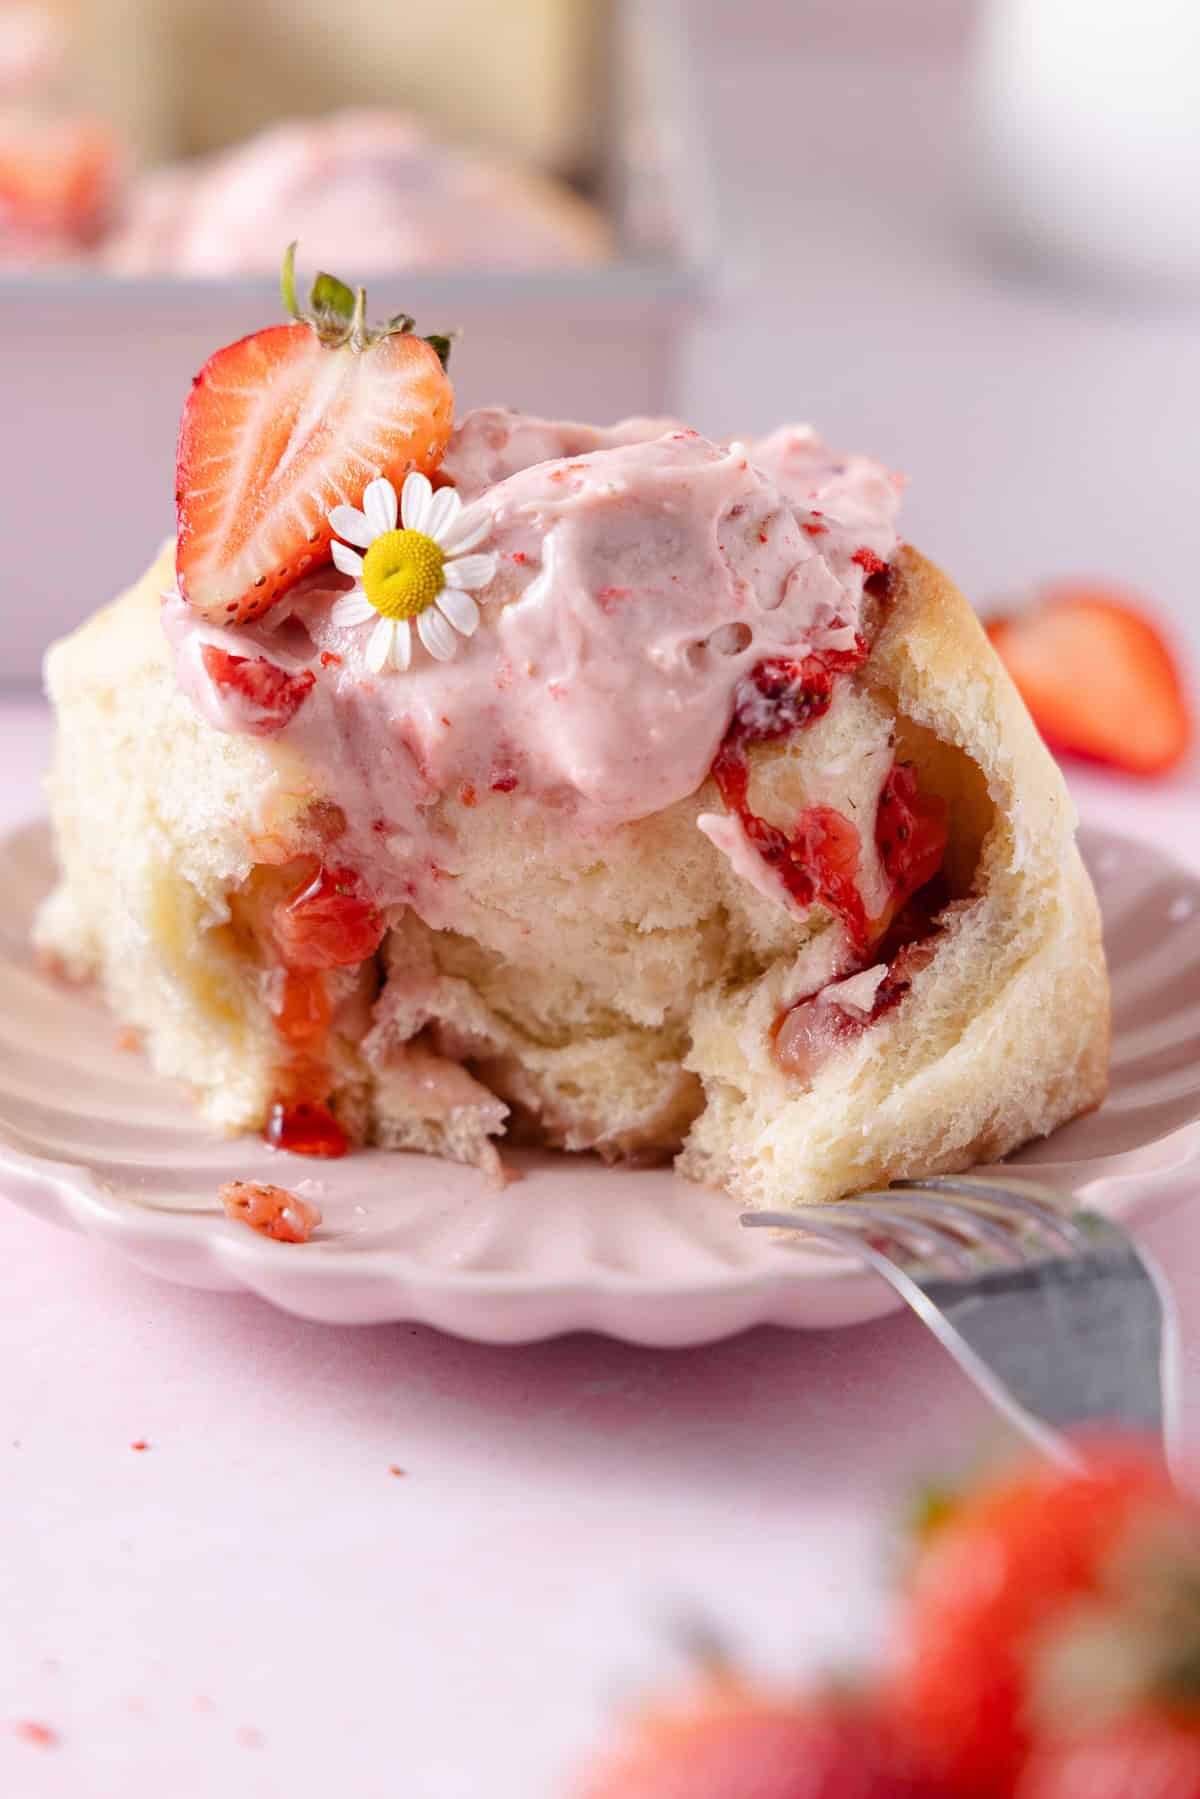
0 0 716 684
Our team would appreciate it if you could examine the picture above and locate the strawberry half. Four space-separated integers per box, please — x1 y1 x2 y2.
176 245 454 625
987 584 1192 777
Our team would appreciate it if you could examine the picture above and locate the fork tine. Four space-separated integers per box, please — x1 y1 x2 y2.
741 1205 975 1279
742 1210 950 1293
752 1208 978 1280
745 1194 1019 1275
893 1176 1092 1254
761 1196 1020 1277
850 1192 1027 1265
848 1207 978 1278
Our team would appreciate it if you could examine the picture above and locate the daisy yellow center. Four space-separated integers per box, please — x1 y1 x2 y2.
361 528 445 621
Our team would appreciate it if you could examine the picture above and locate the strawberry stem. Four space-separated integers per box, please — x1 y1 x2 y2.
278 242 450 357
280 239 300 318
310 269 356 330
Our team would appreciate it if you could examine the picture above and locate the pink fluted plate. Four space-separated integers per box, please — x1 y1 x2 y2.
0 821 1196 1343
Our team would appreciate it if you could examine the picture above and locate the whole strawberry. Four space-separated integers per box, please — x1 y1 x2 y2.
176 243 453 624
889 1446 1199 1799
576 1671 937 1799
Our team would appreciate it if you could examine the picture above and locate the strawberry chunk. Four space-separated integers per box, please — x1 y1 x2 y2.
852 546 887 576
219 1180 321 1243
723 645 868 754
712 651 873 951
875 763 948 904
773 991 859 1081
176 318 453 626
272 864 385 972
200 644 315 734
988 584 1192 776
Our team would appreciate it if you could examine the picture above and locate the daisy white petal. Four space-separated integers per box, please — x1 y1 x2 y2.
423 485 461 545
441 552 496 593
389 618 413 671
331 540 365 578
417 607 458 661
363 476 398 536
329 505 374 548
365 617 393 673
400 470 432 531
331 591 375 626
437 504 492 557
436 586 480 636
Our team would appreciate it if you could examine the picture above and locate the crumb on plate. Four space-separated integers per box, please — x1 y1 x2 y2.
14 1721 58 1748
219 1180 321 1244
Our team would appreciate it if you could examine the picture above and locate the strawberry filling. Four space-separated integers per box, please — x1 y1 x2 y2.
264 1097 348 1159
875 762 949 910
712 643 873 949
271 864 385 972
772 884 946 1080
708 645 951 1080
718 644 869 753
200 644 315 735
261 861 386 1158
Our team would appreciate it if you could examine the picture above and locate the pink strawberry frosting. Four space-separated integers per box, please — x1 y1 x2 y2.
164 409 903 926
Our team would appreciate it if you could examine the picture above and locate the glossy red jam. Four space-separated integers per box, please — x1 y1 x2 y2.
262 860 384 1157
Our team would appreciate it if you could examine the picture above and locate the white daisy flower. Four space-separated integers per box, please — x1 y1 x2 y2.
327 472 496 673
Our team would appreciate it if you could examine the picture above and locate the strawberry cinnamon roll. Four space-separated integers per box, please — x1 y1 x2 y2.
36 267 1108 1207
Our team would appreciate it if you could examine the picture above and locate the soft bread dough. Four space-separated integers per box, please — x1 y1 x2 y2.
679 546 1109 1206
37 541 1108 1206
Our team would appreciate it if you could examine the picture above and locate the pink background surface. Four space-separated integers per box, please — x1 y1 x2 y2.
5 16 1200 1796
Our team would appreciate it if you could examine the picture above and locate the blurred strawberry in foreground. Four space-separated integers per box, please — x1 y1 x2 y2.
889 1445 1200 1799
576 1442 1200 1797
1018 1714 1200 1799
576 1669 938 1799
987 584 1192 776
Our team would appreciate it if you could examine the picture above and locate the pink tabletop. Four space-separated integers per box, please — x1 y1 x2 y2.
1 699 1199 1798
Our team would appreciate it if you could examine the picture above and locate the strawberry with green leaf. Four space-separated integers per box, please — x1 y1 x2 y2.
175 244 454 625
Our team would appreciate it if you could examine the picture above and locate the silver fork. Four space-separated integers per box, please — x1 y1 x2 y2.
742 1173 1181 1467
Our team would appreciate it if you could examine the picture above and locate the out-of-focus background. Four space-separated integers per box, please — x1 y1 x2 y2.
2 4 1200 1797
1 0 1198 690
